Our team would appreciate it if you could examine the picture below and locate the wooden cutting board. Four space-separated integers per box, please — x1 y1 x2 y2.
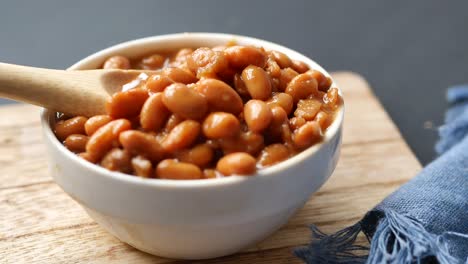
0 72 421 263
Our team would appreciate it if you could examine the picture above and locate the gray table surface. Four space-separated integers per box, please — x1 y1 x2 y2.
1 0 467 165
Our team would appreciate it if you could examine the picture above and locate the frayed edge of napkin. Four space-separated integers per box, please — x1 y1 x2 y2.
294 210 464 264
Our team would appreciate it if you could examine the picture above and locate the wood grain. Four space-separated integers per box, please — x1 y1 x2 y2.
0 72 421 263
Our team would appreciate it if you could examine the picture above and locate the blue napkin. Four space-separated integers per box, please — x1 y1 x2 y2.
294 86 468 264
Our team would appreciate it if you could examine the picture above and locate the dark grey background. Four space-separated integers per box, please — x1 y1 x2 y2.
1 1 467 165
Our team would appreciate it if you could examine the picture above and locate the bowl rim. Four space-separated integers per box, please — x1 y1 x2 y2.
40 32 344 188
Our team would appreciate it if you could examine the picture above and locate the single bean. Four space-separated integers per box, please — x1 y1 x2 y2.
265 56 281 78
244 100 273 133
103 55 130 69
86 119 132 163
270 50 292 69
294 99 322 121
140 93 170 132
145 74 174 93
286 73 318 103
187 47 228 78
131 156 153 178
162 67 197 84
265 106 288 143
141 54 166 69
202 112 240 139
85 115 112 136
289 116 306 131
176 144 213 168
267 93 293 115
293 121 322 149
162 120 201 152
106 88 149 118
224 46 266 68
100 148 132 173
242 65 272 100
156 159 203 180
233 73 250 98
278 68 298 92
162 83 208 120
324 88 340 109
119 130 164 162
78 152 94 163
195 78 243 114
315 111 331 131
306 69 332 92
291 60 309 73
216 152 256 176
55 116 88 141
64 134 89 153
218 131 264 155
164 114 184 132
203 169 218 179
257 144 290 167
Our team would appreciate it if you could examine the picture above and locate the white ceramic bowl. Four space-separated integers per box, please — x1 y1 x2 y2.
40 33 344 260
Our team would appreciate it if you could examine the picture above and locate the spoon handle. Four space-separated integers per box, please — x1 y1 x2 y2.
0 62 108 116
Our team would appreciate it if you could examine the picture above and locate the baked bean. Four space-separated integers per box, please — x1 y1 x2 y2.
203 112 240 139
265 56 281 78
140 93 170 132
289 116 306 131
100 148 132 173
176 144 213 168
145 74 174 93
78 152 94 163
218 131 264 155
141 54 166 69
244 100 273 133
59 45 342 180
233 73 250 98
241 66 272 100
55 116 88 141
106 88 149 118
203 169 218 179
307 70 332 92
278 68 298 91
195 79 243 114
162 67 197 84
156 159 203 180
64 134 89 153
267 93 293 115
224 46 266 68
164 114 184 132
294 99 322 121
86 119 132 162
291 60 309 73
216 152 256 176
162 83 208 120
131 156 153 178
173 48 194 62
119 130 164 162
258 144 290 167
187 47 229 78
162 120 200 152
315 111 331 131
324 88 340 109
266 106 289 143
84 115 112 136
293 121 322 149
103 55 130 69
286 73 318 103
270 51 292 69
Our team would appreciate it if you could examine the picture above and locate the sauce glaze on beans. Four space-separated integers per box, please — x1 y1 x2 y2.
54 44 342 179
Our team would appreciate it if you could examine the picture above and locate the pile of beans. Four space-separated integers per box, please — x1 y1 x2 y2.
54 44 341 180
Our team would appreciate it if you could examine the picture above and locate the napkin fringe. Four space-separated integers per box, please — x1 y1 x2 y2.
294 210 460 264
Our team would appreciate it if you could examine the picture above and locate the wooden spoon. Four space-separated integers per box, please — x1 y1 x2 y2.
0 62 155 117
